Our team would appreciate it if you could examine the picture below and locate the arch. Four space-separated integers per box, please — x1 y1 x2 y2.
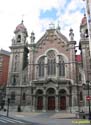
36 55 45 64
36 89 43 95
46 88 55 95
58 53 69 63
46 86 57 94
35 88 44 95
45 48 59 55
59 88 69 95
59 89 66 95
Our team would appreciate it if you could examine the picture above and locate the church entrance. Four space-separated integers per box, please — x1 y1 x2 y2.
36 89 43 110
59 89 66 110
48 96 55 110
47 88 55 111
59 96 66 110
37 96 43 110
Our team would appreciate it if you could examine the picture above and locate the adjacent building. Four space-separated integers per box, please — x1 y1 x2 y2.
0 49 10 107
0 49 10 86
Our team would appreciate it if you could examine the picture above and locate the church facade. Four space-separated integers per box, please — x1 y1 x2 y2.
6 16 91 112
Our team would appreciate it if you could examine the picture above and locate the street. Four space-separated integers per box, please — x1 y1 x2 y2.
0 116 32 125
0 112 91 125
10 112 91 125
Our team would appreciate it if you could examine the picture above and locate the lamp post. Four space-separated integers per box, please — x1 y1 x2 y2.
86 80 91 120
7 98 10 117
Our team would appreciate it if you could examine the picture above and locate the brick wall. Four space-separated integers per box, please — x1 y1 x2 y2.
0 54 10 86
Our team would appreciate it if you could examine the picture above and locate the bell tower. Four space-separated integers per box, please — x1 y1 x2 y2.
8 20 29 87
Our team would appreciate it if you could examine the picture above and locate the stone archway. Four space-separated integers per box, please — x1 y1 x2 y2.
59 89 66 110
36 89 43 110
46 88 55 110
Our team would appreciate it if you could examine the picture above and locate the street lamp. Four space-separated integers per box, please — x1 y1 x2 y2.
86 80 91 120
7 98 10 117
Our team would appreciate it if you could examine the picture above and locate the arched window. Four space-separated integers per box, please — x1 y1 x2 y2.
59 55 65 76
17 35 21 42
47 88 55 95
36 89 43 95
47 50 56 75
38 57 45 77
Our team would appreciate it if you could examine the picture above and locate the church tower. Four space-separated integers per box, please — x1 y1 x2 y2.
7 20 29 106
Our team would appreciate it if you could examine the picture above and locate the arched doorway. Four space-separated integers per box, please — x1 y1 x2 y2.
36 89 43 110
47 88 55 110
59 89 66 110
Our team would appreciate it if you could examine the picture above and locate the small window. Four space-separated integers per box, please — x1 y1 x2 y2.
17 35 21 42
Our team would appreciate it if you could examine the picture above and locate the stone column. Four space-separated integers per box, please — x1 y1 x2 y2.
70 94 72 112
35 65 38 80
71 94 76 112
84 95 86 106
32 95 36 112
43 95 46 112
55 95 59 112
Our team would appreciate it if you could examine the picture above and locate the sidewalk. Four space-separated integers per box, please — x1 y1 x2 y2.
0 110 76 119
0 111 76 119
51 112 76 119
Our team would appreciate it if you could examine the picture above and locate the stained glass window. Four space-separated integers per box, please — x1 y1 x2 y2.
38 57 45 77
59 55 65 76
47 50 56 75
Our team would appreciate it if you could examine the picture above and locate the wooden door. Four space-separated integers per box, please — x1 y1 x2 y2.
37 96 43 110
59 96 66 110
48 96 55 110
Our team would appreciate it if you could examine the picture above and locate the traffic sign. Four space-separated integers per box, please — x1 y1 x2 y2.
86 96 91 101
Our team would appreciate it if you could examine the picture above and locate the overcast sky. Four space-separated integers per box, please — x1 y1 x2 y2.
0 0 85 52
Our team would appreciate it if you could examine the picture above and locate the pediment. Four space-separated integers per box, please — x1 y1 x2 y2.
45 78 56 84
36 29 69 48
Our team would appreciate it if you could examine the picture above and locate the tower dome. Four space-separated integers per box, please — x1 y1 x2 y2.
80 14 87 27
80 14 88 39
14 20 28 36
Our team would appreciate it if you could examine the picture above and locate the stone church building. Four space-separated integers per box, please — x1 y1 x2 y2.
7 15 91 112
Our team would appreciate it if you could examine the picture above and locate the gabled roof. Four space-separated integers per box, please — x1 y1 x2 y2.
36 28 69 47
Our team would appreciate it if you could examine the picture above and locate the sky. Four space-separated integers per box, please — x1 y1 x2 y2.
0 0 85 53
